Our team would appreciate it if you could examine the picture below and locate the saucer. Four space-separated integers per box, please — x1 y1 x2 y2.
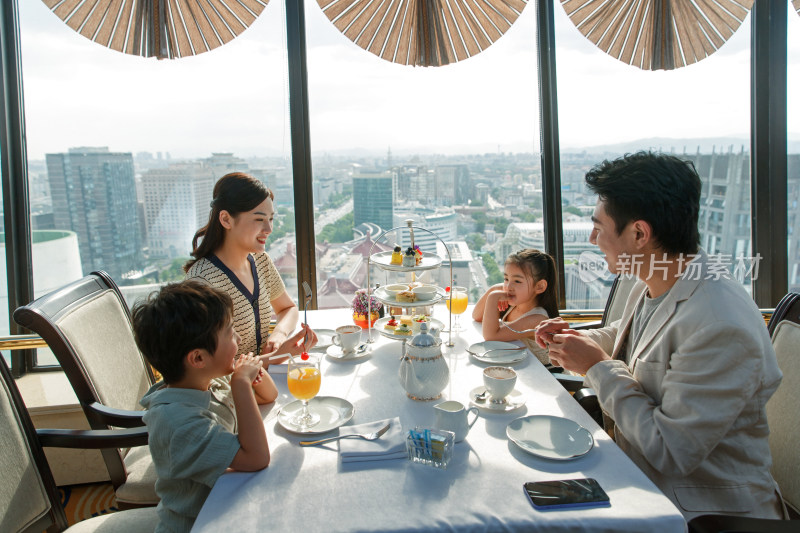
309 329 336 351
326 343 371 362
468 341 528 365
469 386 526 412
277 396 355 434
506 415 593 460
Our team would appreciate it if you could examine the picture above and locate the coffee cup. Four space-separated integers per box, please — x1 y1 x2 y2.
332 325 362 354
482 366 517 403
434 400 479 443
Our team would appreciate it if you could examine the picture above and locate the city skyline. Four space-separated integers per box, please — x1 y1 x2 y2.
18 1 800 161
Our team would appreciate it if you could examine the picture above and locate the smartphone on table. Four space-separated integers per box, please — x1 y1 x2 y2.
523 478 610 511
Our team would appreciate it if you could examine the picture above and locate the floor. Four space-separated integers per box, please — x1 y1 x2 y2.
58 482 118 526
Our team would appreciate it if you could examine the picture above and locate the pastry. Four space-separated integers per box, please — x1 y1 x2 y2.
414 245 423 265
395 324 412 336
399 315 413 326
384 316 398 332
396 290 417 303
390 245 403 265
403 247 416 267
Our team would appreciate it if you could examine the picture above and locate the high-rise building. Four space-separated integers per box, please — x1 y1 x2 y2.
46 147 142 279
434 164 470 205
141 162 215 259
353 169 394 233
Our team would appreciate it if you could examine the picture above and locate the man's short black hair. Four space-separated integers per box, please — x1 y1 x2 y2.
131 280 233 383
585 151 701 255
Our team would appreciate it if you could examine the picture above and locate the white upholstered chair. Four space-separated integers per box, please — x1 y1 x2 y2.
0 357 158 532
13 271 158 508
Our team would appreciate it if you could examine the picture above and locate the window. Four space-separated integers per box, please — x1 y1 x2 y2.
788 4 800 292
18 0 293 368
306 0 540 307
554 5 753 307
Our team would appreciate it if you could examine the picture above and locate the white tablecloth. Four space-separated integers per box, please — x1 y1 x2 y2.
192 308 686 533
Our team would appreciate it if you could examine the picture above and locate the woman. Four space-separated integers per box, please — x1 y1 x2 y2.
184 172 315 363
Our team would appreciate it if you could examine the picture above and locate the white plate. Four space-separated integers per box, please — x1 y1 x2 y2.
278 396 355 435
373 316 445 341
309 328 337 351
468 341 528 364
506 415 594 460
469 386 526 412
370 251 443 272
326 343 371 362
373 286 446 306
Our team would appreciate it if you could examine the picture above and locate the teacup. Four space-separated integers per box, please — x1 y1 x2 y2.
332 325 362 354
483 366 517 403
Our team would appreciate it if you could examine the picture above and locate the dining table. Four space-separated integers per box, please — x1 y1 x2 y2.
192 306 687 533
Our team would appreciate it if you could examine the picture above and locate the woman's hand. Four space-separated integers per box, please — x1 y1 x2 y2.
262 331 287 355
260 324 318 365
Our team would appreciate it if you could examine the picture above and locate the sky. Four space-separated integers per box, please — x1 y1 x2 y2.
17 0 800 160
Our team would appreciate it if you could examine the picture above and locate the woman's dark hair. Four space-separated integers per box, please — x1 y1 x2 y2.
585 151 701 255
131 281 233 383
184 172 274 272
506 248 560 319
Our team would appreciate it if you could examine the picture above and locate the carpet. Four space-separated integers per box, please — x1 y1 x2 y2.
58 482 118 526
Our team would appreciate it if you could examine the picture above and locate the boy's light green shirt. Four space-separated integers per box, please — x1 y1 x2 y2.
140 377 241 533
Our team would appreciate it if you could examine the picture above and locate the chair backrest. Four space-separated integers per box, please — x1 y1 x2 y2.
13 271 154 421
0 358 68 533
602 274 638 327
766 292 800 513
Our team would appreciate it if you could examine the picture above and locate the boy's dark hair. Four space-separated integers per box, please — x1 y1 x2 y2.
131 280 233 384
585 151 701 256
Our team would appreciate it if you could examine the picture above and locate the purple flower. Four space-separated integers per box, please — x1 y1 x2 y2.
352 289 383 315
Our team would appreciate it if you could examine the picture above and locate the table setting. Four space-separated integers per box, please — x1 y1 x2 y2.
193 306 686 533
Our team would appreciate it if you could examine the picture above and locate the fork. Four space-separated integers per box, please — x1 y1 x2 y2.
302 281 312 349
299 422 391 446
481 346 527 358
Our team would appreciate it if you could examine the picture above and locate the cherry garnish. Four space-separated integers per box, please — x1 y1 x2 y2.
300 351 309 361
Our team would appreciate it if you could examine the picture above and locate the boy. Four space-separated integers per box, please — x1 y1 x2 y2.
133 280 276 533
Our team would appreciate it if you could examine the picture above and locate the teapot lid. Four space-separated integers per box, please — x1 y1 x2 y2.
409 322 437 347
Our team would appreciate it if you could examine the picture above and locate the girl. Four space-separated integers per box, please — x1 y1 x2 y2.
184 172 316 365
472 249 559 364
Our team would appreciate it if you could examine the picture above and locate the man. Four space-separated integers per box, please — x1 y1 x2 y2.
536 152 784 520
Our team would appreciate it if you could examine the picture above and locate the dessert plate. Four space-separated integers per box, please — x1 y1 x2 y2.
374 316 445 341
373 286 446 305
469 386 526 413
309 328 336 351
326 343 371 362
370 251 443 271
506 415 594 460
468 341 528 365
278 396 355 434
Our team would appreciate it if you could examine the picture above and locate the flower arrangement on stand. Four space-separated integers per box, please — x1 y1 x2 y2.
351 289 384 329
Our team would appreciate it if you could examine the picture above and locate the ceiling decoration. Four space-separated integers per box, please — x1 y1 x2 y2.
317 0 529 67
560 0 754 70
42 0 269 59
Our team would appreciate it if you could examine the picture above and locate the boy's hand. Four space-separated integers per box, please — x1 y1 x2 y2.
232 353 263 386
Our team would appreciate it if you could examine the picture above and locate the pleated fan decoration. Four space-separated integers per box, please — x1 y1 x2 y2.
317 0 529 67
560 0 753 70
42 0 269 59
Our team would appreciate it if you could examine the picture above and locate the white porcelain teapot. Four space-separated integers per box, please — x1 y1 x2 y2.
398 323 449 401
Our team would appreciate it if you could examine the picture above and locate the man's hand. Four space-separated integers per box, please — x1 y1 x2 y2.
547 330 610 374
534 317 571 348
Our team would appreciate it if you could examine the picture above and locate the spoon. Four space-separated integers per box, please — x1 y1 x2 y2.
474 389 489 402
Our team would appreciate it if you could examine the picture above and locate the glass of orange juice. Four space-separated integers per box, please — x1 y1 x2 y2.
445 286 469 332
287 354 322 430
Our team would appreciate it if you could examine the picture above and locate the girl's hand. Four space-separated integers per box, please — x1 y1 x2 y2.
487 289 511 312
232 353 264 385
